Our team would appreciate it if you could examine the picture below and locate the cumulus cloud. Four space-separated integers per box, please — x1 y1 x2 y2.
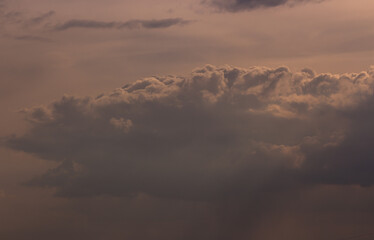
110 118 133 133
53 18 191 31
204 0 322 12
5 65 374 201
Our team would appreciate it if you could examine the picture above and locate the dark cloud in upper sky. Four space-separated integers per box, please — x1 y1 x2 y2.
204 0 322 12
5 65 374 202
0 2 55 41
0 2 190 43
0 1 21 24
27 10 55 25
53 18 191 31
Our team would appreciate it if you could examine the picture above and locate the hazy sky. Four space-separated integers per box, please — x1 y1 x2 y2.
1 0 374 239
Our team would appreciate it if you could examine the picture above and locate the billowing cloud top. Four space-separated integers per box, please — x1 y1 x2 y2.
5 65 374 201
205 0 321 12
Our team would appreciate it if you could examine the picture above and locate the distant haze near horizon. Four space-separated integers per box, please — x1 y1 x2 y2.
1 0 374 239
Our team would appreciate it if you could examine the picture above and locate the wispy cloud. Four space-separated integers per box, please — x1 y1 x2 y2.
54 18 191 31
203 0 323 12
0 3 55 41
27 10 55 25
13 34 52 42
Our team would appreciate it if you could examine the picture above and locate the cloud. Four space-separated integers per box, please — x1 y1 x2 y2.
203 0 322 12
5 65 374 201
0 4 55 41
13 35 52 42
0 1 22 24
27 10 55 25
53 18 191 31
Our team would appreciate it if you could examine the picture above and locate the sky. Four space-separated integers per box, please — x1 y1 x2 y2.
1 0 374 239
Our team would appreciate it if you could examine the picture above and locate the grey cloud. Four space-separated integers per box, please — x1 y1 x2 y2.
0 5 55 41
54 18 191 31
0 2 22 24
27 10 55 25
14 35 52 42
54 20 117 31
5 65 374 201
204 0 322 12
301 95 374 187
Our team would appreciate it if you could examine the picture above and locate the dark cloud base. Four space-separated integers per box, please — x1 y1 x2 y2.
5 64 374 203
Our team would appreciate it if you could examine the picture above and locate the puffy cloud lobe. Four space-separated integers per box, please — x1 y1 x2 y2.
204 0 322 12
5 65 374 200
110 118 133 133
53 18 191 31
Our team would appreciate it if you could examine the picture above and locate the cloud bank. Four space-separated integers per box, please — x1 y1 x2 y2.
204 0 322 12
5 65 374 201
54 18 191 31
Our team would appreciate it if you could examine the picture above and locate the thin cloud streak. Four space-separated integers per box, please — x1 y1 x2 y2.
204 0 323 12
27 10 55 25
53 18 192 31
13 35 53 42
